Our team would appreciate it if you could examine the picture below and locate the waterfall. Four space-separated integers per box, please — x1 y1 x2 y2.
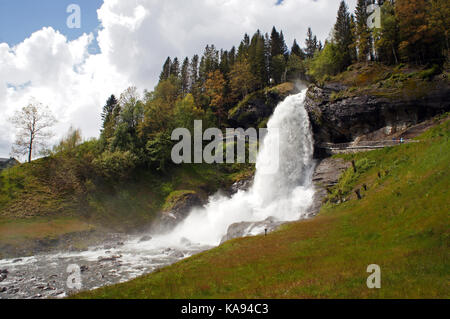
162 88 315 246
0 89 317 299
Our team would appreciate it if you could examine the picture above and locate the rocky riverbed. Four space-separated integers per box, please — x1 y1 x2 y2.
0 234 212 299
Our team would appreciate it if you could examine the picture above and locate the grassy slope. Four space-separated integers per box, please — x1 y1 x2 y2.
0 161 253 257
327 62 449 101
73 118 449 299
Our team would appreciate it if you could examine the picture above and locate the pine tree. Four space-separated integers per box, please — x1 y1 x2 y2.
355 0 371 61
228 46 236 66
199 45 219 81
305 27 318 58
101 94 118 136
219 50 230 75
279 31 289 59
249 30 269 88
170 57 180 78
318 41 323 52
237 34 250 62
159 57 172 82
334 1 354 69
291 39 305 59
190 54 199 85
270 26 287 58
269 27 288 83
181 57 190 95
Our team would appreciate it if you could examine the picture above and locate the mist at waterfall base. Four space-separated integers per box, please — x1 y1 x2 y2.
160 89 315 246
0 89 316 299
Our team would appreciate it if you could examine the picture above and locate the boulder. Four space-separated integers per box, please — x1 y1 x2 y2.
220 217 285 244
139 235 152 242
158 191 204 231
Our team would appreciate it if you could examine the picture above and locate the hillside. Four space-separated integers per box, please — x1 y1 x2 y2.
73 116 449 299
0 160 253 258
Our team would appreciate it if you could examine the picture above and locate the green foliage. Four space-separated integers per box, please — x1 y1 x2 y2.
145 132 173 172
92 150 138 180
307 42 345 80
162 190 196 211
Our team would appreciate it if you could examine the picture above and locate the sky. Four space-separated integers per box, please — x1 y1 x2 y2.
0 0 357 159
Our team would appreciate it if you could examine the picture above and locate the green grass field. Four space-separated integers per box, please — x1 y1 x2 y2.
73 118 449 299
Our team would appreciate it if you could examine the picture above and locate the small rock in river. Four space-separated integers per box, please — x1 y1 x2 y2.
139 235 152 242
170 251 184 258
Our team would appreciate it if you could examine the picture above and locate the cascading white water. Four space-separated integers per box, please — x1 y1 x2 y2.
160 88 315 246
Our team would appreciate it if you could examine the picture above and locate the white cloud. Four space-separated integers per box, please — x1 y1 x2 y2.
0 0 356 158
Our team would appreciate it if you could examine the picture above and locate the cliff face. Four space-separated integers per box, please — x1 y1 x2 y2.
304 82 450 152
228 82 299 128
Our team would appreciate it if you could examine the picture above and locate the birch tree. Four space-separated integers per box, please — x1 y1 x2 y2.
10 101 57 162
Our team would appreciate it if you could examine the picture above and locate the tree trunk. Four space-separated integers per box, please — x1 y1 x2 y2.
392 44 398 64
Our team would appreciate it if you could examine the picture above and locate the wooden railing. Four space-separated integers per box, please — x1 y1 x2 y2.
319 139 419 151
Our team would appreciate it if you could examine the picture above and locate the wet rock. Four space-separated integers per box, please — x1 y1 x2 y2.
0 269 8 274
0 273 7 282
43 284 56 291
117 242 124 246
9 287 19 294
229 177 253 195
169 251 185 258
13 259 22 263
139 235 152 242
80 265 89 272
98 255 122 262
158 192 204 230
308 158 351 216
0 287 7 293
220 217 285 244
180 237 191 246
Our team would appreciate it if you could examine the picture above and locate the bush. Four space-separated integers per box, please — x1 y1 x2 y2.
92 150 138 180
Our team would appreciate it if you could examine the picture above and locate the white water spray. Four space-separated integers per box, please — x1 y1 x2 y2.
161 89 315 246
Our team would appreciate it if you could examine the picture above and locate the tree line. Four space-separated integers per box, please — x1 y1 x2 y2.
308 0 449 79
10 0 448 176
